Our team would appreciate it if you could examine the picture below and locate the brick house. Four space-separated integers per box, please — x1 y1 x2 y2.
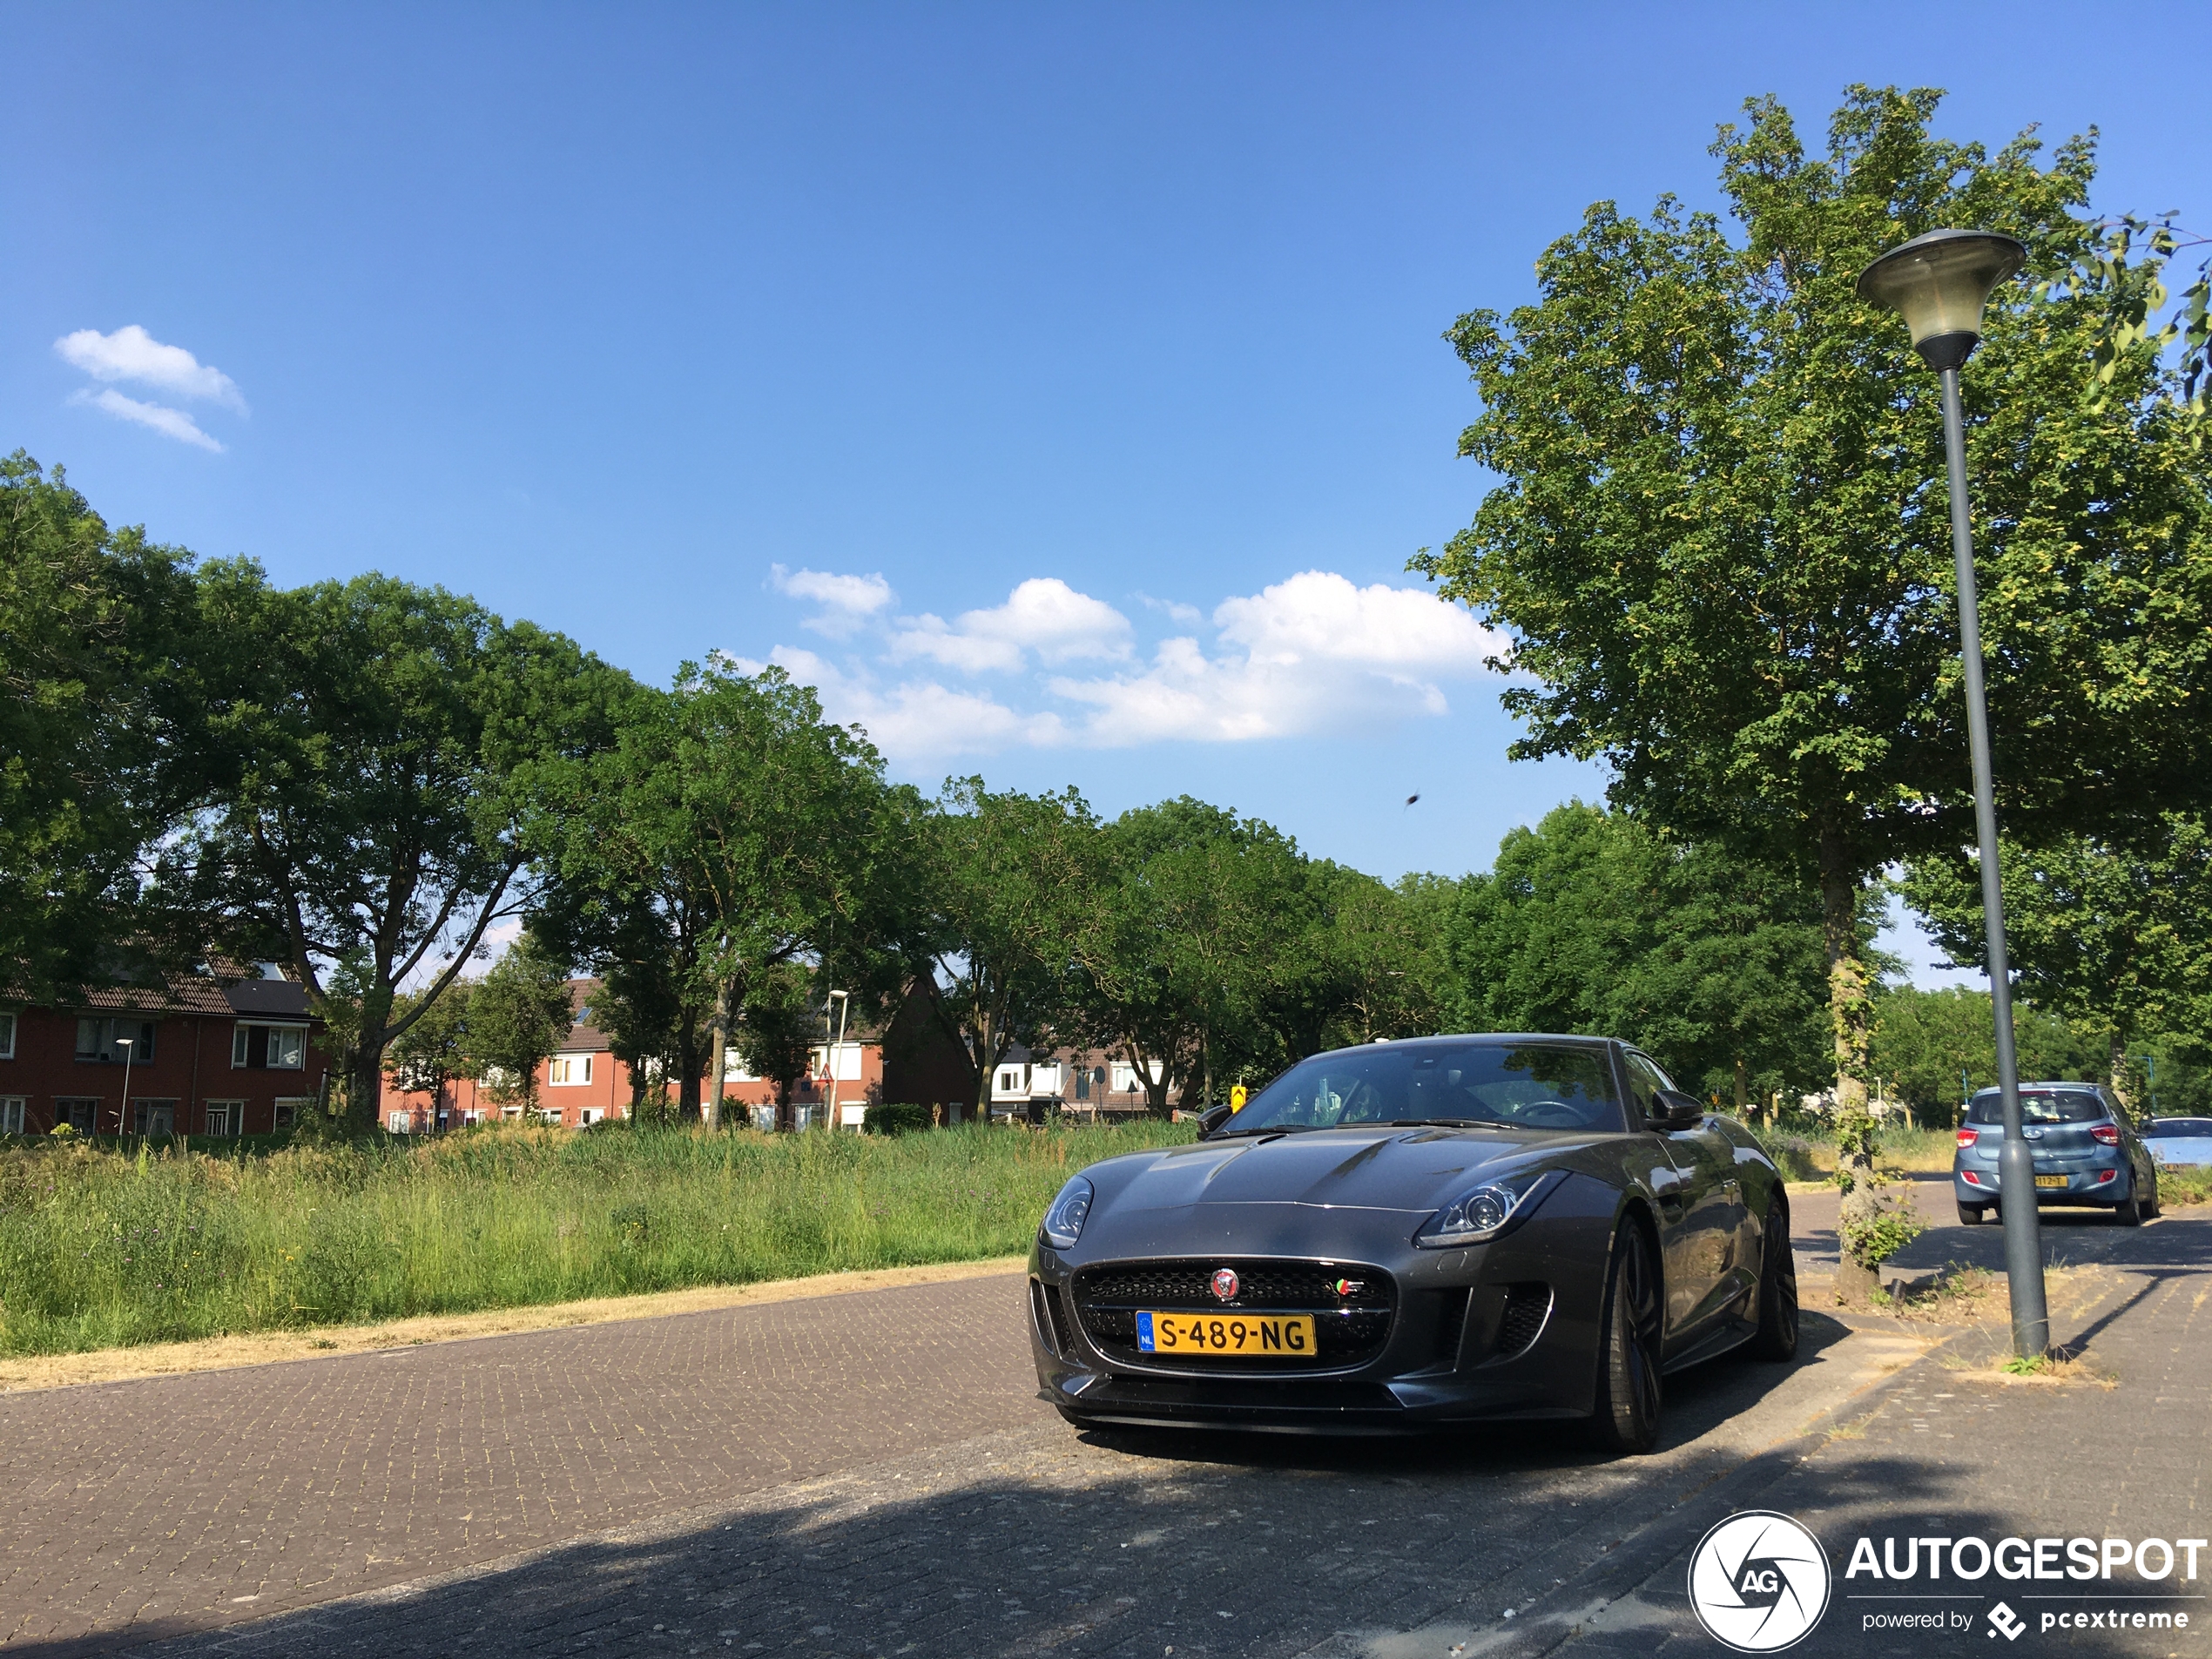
0 963 330 1137
379 978 888 1131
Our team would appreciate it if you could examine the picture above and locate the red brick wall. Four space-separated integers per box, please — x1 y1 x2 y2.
1 1006 333 1136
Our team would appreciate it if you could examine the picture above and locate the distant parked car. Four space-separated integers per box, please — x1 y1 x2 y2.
1952 1084 2160 1227
2141 1116 2212 1168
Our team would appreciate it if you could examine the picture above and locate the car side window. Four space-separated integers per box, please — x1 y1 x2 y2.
1622 1051 1671 1129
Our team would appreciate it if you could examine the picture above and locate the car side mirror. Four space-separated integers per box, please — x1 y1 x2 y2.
1197 1104 1233 1137
1653 1089 1706 1131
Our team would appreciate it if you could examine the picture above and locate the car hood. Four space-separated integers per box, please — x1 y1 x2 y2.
1087 1125 1600 1218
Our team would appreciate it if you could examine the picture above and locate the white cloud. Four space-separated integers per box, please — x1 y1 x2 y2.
891 577 1132 672
771 565 894 636
70 388 225 452
55 325 246 411
1051 573 1503 746
1134 591 1204 624
760 646 1068 759
742 567 1503 764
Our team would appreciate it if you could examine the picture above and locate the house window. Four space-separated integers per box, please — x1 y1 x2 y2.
0 1099 24 1135
388 1110 413 1132
78 1018 156 1063
273 1099 314 1129
132 1100 177 1136
203 1101 241 1136
1074 1068 1090 1101
54 1098 97 1131
1110 1063 1136 1093
998 1068 1021 1094
579 1107 604 1125
0 1011 15 1059
548 1054 593 1086
233 1023 307 1069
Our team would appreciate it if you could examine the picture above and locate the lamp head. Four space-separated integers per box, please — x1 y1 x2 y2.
1856 228 2027 371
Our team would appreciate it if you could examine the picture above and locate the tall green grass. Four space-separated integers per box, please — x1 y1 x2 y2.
0 1121 1190 1357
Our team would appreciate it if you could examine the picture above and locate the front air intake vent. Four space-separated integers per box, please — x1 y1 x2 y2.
1494 1283 1554 1358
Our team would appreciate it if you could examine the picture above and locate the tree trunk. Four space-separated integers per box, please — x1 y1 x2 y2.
704 981 732 1131
1819 827 1879 1248
2106 1032 2131 1118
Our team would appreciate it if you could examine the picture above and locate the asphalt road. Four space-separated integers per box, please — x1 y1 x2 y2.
4 1198 2206 1659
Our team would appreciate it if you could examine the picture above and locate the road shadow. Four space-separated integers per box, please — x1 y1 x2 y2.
49 1384 2161 1659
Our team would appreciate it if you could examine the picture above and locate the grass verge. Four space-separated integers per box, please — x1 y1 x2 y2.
0 1119 1190 1358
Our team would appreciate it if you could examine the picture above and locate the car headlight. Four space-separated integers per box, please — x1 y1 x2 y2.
1414 1169 1560 1249
1040 1177 1095 1250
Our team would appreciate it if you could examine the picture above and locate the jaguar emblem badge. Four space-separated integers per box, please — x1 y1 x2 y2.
1211 1267 1240 1301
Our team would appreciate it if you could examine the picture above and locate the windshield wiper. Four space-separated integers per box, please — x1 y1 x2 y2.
1385 1118 1508 1130
1208 1123 1319 1140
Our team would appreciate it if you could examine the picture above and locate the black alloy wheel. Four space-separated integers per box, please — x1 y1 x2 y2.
1588 1221 1663 1454
1747 1197 1799 1361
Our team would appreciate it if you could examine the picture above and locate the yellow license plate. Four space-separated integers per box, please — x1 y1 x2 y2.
2034 1174 2068 1189
1136 1311 1318 1357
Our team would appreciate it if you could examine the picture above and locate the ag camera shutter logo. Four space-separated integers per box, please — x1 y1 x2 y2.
1688 1511 1832 1652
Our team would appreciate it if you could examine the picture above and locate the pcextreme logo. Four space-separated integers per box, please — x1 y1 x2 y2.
1688 1511 1833 1653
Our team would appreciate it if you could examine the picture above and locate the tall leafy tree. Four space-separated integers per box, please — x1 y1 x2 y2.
733 961 819 1119
534 660 897 1127
1 455 204 996
1412 86 2211 1142
1074 799 1312 1111
464 934 577 1109
1443 803 1831 1107
383 978 476 1106
169 568 624 1130
1902 818 2212 1108
915 779 1097 1117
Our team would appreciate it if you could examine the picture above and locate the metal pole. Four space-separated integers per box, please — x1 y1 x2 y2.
1939 365 2048 1358
118 1038 134 1139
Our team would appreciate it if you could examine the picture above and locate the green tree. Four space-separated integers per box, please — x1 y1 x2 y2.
1413 87 2210 1237
166 569 624 1130
587 947 687 1123
733 961 819 1119
464 935 577 1110
1901 818 2212 1109
533 660 897 1128
383 978 476 1107
1869 984 2094 1121
1 455 204 996
915 779 1097 1118
1074 799 1313 1112
1443 804 1831 1107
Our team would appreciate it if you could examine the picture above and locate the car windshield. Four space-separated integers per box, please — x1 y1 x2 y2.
2143 1117 2212 1137
1225 1042 1627 1134
1966 1090 2105 1126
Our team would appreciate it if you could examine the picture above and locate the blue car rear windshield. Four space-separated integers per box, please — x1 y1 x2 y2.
2144 1117 2212 1137
1966 1090 2104 1125
1230 1042 1626 1133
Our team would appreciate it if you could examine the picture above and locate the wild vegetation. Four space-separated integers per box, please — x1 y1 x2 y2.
0 1120 1190 1357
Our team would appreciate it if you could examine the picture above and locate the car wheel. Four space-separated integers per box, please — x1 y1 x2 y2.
2143 1171 2161 1219
1747 1197 1798 1361
2114 1183 2143 1227
1957 1202 1986 1226
1588 1221 1663 1454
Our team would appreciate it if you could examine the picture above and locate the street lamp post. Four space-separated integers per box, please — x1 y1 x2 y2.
115 1035 135 1139
823 988 850 1132
1858 228 2048 1359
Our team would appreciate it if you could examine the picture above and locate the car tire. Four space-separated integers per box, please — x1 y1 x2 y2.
1957 1202 1986 1226
1588 1221 1663 1455
1747 1197 1798 1362
2114 1183 2143 1227
2143 1172 2161 1219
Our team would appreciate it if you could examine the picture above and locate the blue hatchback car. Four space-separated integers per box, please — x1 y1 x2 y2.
1952 1082 2160 1227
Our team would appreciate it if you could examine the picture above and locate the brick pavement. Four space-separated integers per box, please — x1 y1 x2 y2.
0 1278 1040 1655
7 1208 2207 1659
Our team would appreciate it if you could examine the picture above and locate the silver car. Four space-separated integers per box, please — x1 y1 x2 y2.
2141 1116 2212 1169
1952 1082 2161 1227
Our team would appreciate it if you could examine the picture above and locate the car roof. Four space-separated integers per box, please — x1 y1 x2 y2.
1314 1032 1615 1058
1969 1082 2102 1096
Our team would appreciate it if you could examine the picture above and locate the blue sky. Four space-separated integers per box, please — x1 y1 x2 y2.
7 3 2202 982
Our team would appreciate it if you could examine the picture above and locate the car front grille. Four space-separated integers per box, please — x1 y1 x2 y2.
1072 1257 1395 1369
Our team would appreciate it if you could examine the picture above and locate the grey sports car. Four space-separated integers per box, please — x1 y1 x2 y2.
1027 1034 1797 1453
